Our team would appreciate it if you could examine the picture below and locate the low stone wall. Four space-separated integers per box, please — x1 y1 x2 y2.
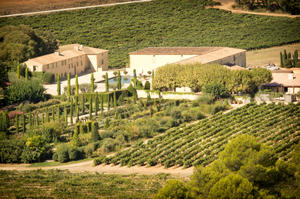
136 90 200 100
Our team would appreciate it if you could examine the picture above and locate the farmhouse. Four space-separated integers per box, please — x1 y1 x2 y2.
129 47 246 74
24 44 108 78
262 69 300 94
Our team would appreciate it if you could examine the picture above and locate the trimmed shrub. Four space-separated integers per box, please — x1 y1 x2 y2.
43 72 55 84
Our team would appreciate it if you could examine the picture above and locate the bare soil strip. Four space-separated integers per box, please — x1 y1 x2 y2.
212 0 300 18
0 160 193 177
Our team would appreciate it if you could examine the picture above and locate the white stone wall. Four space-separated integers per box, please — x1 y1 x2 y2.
130 54 197 74
136 90 199 100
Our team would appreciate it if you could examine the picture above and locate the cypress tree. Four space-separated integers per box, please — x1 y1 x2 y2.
81 95 85 114
114 91 117 108
105 72 109 92
52 107 55 121
293 50 298 67
25 67 28 80
151 70 154 89
15 114 19 133
133 69 137 88
70 99 73 124
29 113 32 127
95 94 99 116
64 105 67 125
67 73 71 97
76 104 79 122
75 74 79 96
2 111 10 132
91 122 100 142
36 113 39 126
57 106 60 120
117 70 121 90
22 113 26 133
57 73 61 96
288 52 291 59
108 95 110 111
17 65 20 79
72 126 81 147
280 52 283 67
101 95 104 113
283 49 287 60
89 95 92 120
91 73 94 93
46 109 50 123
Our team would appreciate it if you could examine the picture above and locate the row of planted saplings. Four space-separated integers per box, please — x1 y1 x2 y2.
7 91 127 134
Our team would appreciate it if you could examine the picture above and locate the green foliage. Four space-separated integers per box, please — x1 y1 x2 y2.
105 72 109 92
155 179 189 199
1 0 299 68
91 73 94 93
67 73 71 97
0 111 9 132
5 79 45 104
203 83 229 99
75 74 79 95
117 70 121 90
0 25 58 68
57 73 60 95
280 49 300 68
153 63 271 94
91 122 100 142
0 139 25 163
144 81 151 90
42 72 54 84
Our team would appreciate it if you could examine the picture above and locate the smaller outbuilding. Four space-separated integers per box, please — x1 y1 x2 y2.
129 47 246 74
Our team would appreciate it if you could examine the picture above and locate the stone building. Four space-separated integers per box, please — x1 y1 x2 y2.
24 44 108 78
129 47 246 74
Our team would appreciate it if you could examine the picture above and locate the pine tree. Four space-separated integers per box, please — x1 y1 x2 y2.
114 91 117 108
75 74 79 96
57 73 61 95
91 73 94 93
89 95 92 120
91 122 100 142
105 72 109 92
70 99 73 124
67 73 71 97
95 94 99 116
25 67 28 80
117 70 121 90
22 113 26 133
17 65 20 79
15 114 19 133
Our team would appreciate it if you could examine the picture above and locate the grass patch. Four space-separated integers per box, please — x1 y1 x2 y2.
0 170 172 198
28 158 93 167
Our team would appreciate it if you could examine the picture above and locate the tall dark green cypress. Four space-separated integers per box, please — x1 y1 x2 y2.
70 99 73 124
15 114 19 133
105 72 109 92
25 67 28 80
76 104 79 122
293 50 298 67
67 73 71 98
46 109 50 123
117 70 121 90
22 114 26 133
114 91 117 108
101 95 104 113
89 95 92 120
42 112 45 123
57 106 60 120
283 49 287 60
75 74 79 96
91 73 94 93
95 94 99 116
29 113 32 127
133 69 137 88
280 52 283 67
17 65 20 79
64 105 67 124
91 122 100 142
57 73 61 96
108 95 110 111
52 107 55 121
81 95 85 114
35 113 39 126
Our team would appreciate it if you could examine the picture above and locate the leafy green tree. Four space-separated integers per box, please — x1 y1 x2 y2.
5 79 45 104
72 125 81 147
144 81 151 90
155 179 189 199
0 25 58 68
203 82 229 99
57 73 61 95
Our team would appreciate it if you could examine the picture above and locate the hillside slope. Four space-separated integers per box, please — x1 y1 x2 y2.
1 0 299 68
98 103 300 168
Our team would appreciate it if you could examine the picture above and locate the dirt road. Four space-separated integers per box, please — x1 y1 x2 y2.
0 160 194 178
212 0 299 18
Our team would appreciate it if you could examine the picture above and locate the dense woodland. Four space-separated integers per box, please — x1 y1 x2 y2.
0 0 299 68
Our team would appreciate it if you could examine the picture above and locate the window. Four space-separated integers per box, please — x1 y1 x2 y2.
33 66 37 71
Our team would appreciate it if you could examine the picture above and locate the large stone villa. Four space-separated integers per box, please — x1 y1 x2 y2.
129 47 246 74
24 44 109 78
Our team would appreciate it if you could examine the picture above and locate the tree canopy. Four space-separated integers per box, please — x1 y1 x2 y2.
156 134 300 199
0 25 58 70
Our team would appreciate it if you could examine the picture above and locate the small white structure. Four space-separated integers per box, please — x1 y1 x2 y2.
129 47 246 74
